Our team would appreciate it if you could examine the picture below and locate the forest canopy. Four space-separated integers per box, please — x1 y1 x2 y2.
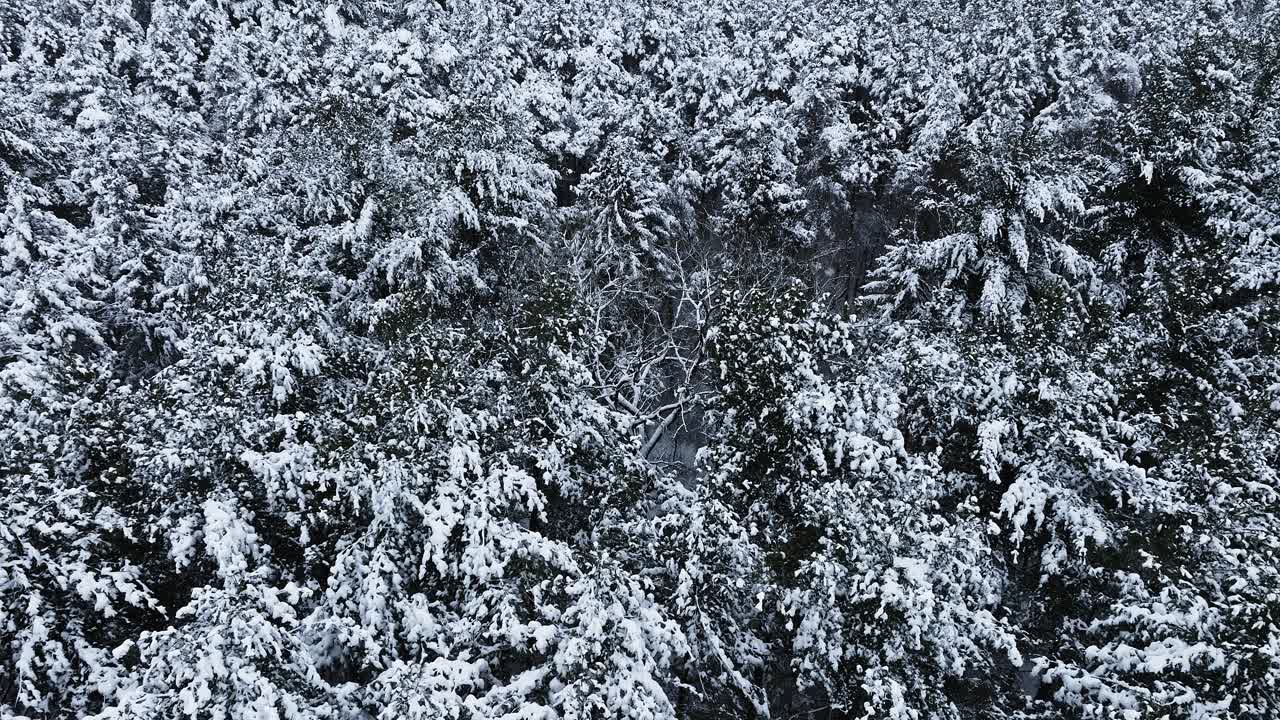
1 1 1279 719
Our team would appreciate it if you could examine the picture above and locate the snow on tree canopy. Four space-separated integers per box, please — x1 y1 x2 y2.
1 1 1277 719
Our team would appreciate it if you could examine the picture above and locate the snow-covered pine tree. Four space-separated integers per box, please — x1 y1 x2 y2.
2 1 1278 719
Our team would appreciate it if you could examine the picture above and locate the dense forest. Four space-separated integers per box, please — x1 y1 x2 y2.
2 1 1279 718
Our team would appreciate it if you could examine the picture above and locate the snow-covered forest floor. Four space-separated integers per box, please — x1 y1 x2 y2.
2 1 1279 718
